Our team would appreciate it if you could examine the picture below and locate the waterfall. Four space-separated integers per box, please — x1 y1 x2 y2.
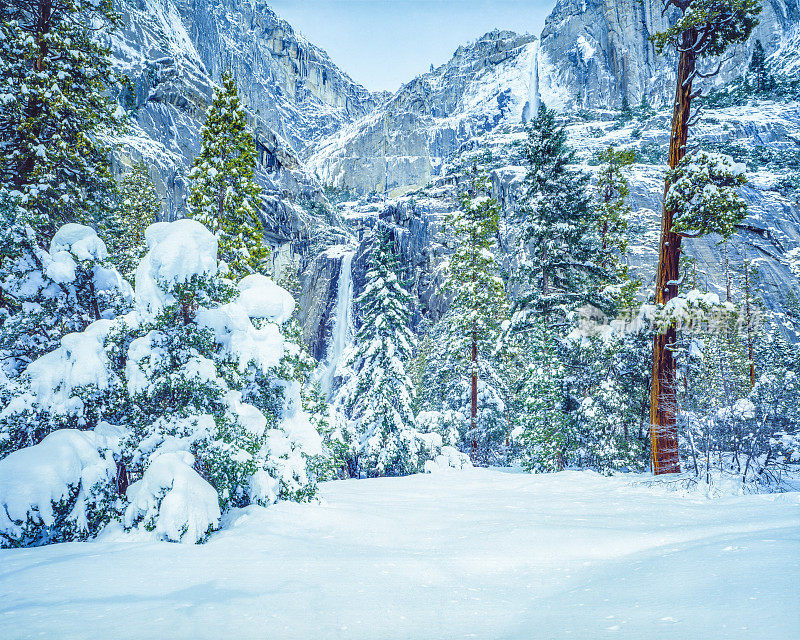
523 40 541 122
317 249 355 400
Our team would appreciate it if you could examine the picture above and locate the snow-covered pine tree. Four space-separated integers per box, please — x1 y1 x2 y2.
0 221 130 429
594 145 641 310
188 72 266 279
344 227 422 477
104 162 160 281
513 321 571 472
0 0 119 243
115 220 323 532
638 95 656 121
649 0 760 474
513 105 613 325
0 219 326 546
596 148 633 268
429 168 510 463
509 129 652 475
748 40 770 94
0 223 129 541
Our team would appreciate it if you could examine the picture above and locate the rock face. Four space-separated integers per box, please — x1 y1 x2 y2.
308 30 538 194
109 0 376 224
537 0 800 110
105 0 800 354
309 3 800 195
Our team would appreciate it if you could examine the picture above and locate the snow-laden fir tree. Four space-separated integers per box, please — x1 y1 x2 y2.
566 330 650 473
594 145 641 311
343 227 423 477
104 162 160 281
513 105 614 325
511 118 633 473
0 0 120 243
0 222 130 458
513 322 571 472
596 148 634 269
425 169 510 463
188 72 267 279
748 40 770 93
0 219 325 547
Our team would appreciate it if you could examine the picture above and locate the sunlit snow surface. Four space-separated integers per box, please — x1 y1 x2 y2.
0 469 798 639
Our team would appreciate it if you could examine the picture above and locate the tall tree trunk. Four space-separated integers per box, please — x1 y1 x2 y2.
650 29 697 475
744 255 755 388
471 324 478 457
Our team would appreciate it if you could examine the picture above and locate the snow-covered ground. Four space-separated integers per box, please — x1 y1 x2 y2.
1 469 798 640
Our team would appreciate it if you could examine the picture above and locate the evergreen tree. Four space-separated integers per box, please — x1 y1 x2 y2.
649 0 760 474
638 95 656 121
105 162 160 281
344 228 420 477
748 39 769 93
514 105 613 324
189 72 266 279
435 169 510 462
513 322 571 472
0 223 130 458
0 219 325 546
0 220 129 381
0 0 120 244
595 146 637 293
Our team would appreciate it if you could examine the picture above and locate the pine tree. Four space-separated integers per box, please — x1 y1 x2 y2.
188 72 267 279
104 162 160 281
638 95 655 121
748 39 768 93
429 168 510 462
0 223 130 458
344 227 420 477
649 0 760 474
514 322 571 472
0 220 129 387
0 0 120 244
0 218 326 546
514 105 613 324
595 146 636 289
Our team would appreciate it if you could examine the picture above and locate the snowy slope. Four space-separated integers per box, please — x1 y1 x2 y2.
0 469 797 640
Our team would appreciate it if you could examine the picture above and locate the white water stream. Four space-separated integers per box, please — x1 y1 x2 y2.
316 248 355 400
524 40 540 122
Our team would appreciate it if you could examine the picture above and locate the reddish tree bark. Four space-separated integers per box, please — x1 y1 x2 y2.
650 28 698 475
471 325 478 456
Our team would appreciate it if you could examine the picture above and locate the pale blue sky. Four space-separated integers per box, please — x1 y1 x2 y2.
269 0 557 93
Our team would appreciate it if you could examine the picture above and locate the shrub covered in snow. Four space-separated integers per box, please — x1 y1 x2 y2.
0 221 131 381
0 429 118 547
0 224 131 458
0 219 327 546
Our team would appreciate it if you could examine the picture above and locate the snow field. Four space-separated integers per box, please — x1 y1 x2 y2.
0 468 797 640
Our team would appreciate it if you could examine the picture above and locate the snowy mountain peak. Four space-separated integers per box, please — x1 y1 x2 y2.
308 30 538 194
